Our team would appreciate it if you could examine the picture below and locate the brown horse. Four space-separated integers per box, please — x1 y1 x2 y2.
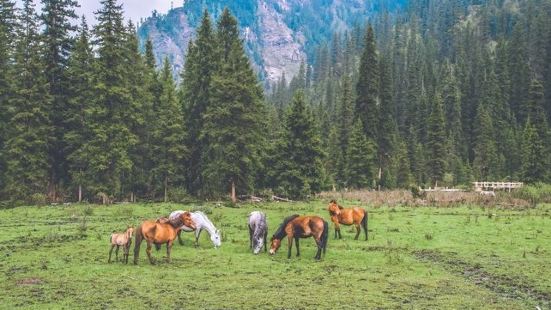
269 214 328 260
133 212 196 265
108 226 134 264
327 200 368 240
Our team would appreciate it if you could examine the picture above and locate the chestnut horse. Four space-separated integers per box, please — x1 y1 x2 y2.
269 214 328 260
133 212 196 265
327 200 368 240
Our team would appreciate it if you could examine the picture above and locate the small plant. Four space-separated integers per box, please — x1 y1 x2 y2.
29 193 47 205
424 232 433 240
224 201 238 208
82 205 94 216
78 216 88 236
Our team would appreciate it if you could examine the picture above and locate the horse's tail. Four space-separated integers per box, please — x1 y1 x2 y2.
321 220 329 255
361 209 368 241
133 225 143 265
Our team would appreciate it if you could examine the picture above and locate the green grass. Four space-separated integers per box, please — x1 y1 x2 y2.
0 201 550 309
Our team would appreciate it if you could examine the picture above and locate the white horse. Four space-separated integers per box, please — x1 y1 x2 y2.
248 211 267 254
169 210 221 248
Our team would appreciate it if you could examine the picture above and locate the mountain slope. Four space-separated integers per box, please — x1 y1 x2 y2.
137 0 407 83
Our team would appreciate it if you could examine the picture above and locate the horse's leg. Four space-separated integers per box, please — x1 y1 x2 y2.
146 241 154 265
108 245 115 263
166 240 173 263
263 230 268 253
338 226 342 239
354 223 361 240
195 229 201 247
177 230 184 246
295 237 300 257
115 245 119 261
314 235 322 260
287 235 293 259
248 225 253 249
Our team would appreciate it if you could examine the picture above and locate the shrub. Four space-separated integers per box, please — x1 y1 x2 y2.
29 193 47 205
513 183 551 205
168 187 191 203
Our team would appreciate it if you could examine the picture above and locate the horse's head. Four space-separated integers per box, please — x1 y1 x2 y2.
211 229 222 248
269 237 281 255
126 226 134 238
180 212 196 230
328 200 341 216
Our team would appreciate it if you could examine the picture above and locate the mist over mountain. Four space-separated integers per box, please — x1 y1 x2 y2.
137 0 407 83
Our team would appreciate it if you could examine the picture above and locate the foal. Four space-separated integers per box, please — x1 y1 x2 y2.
108 226 134 264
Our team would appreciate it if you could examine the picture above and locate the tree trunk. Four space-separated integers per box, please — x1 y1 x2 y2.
230 179 237 204
164 176 168 203
78 184 82 203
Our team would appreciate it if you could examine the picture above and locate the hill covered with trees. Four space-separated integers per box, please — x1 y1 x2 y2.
0 0 549 205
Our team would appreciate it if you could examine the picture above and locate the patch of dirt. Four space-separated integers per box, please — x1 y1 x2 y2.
17 277 43 285
413 249 551 308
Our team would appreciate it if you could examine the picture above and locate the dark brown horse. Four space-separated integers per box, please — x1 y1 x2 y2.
327 200 368 240
269 214 328 260
133 212 196 265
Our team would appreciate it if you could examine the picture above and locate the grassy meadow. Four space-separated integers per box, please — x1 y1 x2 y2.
0 200 550 309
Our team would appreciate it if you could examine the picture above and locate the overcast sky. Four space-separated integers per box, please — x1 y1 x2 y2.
18 0 175 24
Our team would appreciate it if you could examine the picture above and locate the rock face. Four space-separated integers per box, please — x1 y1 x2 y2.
137 0 407 83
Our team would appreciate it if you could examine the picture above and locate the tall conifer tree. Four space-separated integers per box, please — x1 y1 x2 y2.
355 24 379 140
4 0 53 201
201 8 266 201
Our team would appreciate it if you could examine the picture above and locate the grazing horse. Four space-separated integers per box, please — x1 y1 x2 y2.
133 212 196 265
169 210 222 248
269 214 328 260
108 226 134 264
327 200 368 240
248 211 268 254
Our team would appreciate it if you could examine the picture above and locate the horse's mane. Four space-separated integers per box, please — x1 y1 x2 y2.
272 214 299 240
193 211 218 234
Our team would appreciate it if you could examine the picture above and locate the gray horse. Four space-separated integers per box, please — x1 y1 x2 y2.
248 211 267 254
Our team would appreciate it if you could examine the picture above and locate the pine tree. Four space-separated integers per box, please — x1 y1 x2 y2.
346 120 376 189
378 55 397 187
426 92 447 186
41 0 79 198
0 0 17 195
153 58 187 202
394 138 412 188
124 21 150 200
3 0 53 202
520 118 546 183
335 74 354 188
472 103 498 180
275 91 324 199
64 17 93 202
355 24 379 140
84 0 136 198
200 8 266 202
180 10 217 195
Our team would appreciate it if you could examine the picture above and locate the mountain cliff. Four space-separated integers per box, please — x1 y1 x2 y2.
137 0 407 83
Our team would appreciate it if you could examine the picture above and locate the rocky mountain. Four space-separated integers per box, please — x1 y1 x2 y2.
137 0 407 84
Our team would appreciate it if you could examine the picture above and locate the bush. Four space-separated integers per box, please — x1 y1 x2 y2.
513 183 551 205
28 193 47 205
168 187 191 203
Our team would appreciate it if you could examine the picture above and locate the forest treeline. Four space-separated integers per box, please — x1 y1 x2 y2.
0 0 550 204
270 0 551 191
